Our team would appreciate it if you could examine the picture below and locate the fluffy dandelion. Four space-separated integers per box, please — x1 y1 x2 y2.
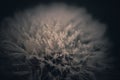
0 3 112 80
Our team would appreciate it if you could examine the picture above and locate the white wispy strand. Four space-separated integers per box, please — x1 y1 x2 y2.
0 3 111 80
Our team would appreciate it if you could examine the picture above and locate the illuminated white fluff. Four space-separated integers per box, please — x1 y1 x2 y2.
0 3 111 80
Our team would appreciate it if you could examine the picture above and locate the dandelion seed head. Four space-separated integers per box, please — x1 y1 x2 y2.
0 3 112 80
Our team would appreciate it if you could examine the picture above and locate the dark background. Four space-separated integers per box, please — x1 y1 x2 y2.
0 0 119 80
